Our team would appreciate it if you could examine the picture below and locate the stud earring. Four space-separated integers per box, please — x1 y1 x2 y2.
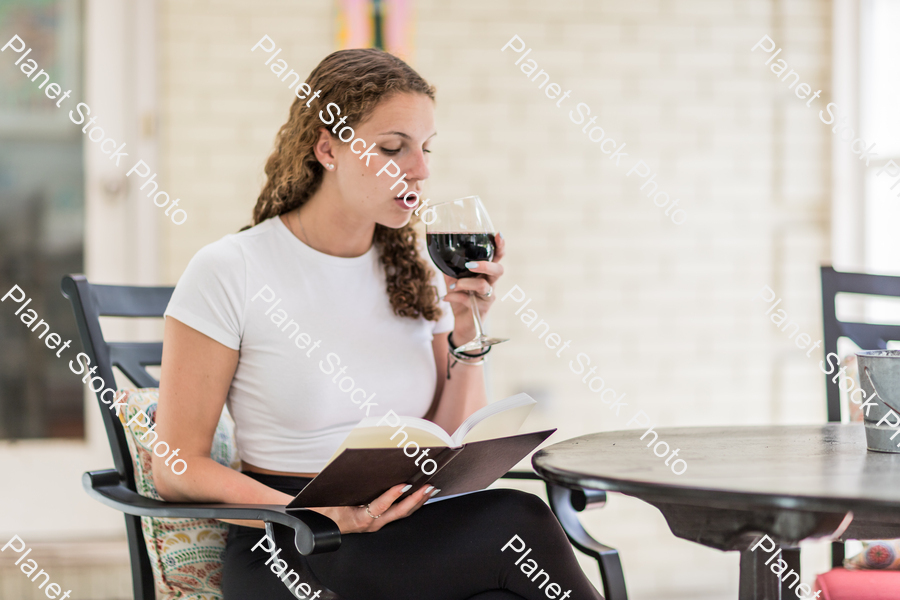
325 163 335 170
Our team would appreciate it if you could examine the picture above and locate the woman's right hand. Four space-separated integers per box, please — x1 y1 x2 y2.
311 484 436 534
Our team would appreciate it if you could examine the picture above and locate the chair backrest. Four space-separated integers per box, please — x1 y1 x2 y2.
820 266 900 569
60 274 174 600
820 266 900 422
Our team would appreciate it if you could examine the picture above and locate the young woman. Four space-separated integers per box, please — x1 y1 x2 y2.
153 48 604 600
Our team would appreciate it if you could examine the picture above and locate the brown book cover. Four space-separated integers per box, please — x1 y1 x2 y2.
286 429 555 508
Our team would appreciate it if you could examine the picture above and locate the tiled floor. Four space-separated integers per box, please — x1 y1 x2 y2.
0 539 132 600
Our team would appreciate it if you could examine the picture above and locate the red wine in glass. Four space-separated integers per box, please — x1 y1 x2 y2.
425 196 508 352
426 233 496 279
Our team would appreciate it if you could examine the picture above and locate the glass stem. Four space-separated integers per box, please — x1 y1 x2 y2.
469 291 486 341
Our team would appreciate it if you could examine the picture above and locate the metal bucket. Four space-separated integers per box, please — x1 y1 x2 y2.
857 349 900 453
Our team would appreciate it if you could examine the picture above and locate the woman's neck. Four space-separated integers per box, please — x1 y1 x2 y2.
283 183 376 258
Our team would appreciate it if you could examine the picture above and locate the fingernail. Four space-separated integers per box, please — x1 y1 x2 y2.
401 484 412 493
430 488 441 496
465 261 478 269
424 485 435 494
496 232 503 240
448 283 456 290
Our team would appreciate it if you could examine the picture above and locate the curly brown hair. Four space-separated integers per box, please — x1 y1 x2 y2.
250 48 441 322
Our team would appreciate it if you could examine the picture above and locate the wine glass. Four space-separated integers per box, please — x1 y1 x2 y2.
425 195 508 352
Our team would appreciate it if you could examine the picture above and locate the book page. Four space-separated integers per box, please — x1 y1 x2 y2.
453 392 536 445
325 415 453 466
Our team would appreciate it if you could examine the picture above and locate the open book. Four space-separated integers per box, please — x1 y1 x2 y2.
286 393 555 508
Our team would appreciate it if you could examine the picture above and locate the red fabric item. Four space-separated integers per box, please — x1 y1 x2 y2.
816 567 900 600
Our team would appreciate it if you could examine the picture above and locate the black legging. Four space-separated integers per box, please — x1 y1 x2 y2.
222 472 604 600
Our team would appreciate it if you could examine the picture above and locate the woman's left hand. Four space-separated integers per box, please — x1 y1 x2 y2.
442 232 505 341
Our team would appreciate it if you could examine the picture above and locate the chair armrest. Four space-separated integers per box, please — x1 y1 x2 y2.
546 484 627 600
83 469 341 555
503 470 626 599
501 470 544 481
502 470 607 511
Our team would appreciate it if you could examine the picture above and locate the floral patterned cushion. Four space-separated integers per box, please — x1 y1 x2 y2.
846 541 900 570
117 388 240 600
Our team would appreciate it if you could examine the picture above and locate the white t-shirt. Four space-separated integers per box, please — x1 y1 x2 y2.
164 217 454 472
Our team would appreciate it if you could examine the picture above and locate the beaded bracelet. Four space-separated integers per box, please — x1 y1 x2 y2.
446 352 485 379
446 332 489 379
448 332 491 359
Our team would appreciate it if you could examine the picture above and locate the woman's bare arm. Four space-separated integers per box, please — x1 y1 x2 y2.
153 317 293 509
427 233 506 432
153 316 434 531
428 332 488 432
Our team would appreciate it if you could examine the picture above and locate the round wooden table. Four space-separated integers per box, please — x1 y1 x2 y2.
532 423 900 600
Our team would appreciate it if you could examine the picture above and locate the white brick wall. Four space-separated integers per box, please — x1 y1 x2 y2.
158 0 335 278
157 0 835 597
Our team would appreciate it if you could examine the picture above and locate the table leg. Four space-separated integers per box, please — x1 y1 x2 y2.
739 549 781 600
780 548 801 597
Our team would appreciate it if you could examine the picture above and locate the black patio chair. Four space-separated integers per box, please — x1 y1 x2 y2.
820 265 900 567
61 273 628 600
